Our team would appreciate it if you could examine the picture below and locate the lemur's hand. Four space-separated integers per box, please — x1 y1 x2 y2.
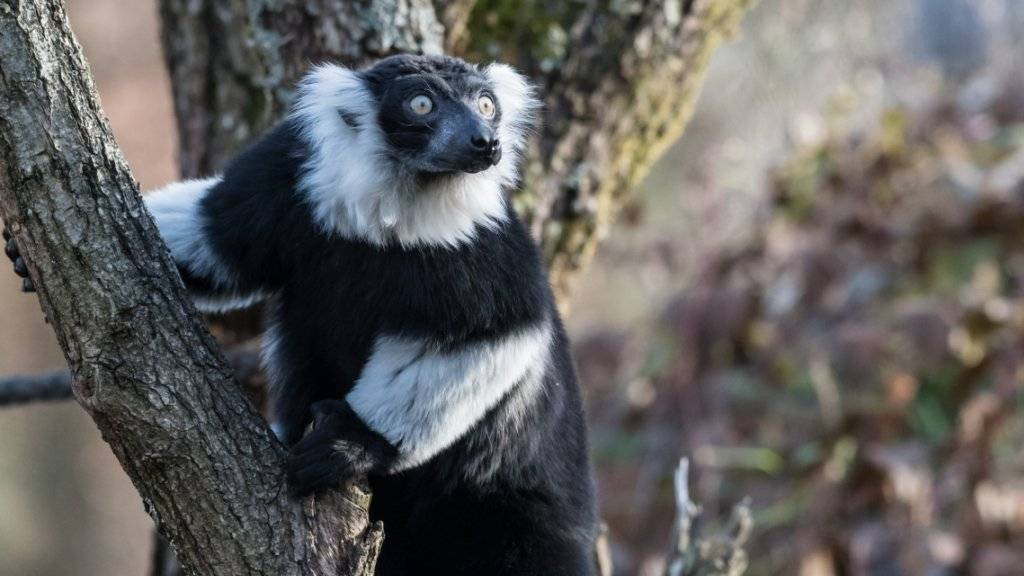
287 400 394 496
3 227 35 293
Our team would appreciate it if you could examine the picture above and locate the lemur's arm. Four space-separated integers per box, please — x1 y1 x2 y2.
288 319 554 494
4 173 283 307
145 121 304 312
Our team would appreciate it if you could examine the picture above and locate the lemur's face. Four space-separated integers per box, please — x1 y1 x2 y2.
294 56 537 245
362 56 503 175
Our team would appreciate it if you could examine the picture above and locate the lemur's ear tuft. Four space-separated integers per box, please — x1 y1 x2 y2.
294 64 376 133
484 64 542 150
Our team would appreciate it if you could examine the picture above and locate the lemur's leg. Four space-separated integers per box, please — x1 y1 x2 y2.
3 227 35 293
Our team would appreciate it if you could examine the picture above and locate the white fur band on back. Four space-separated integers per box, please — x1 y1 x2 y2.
347 320 553 471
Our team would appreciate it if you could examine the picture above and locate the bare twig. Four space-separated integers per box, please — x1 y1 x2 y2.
0 369 71 406
595 522 614 576
664 458 753 576
0 347 263 408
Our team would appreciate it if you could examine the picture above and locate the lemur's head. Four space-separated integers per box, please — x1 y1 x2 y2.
362 55 503 176
293 55 540 248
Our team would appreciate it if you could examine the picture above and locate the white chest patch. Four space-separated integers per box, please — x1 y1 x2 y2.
346 320 553 471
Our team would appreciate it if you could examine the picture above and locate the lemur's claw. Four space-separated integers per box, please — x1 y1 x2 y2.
3 228 35 292
288 432 364 496
287 443 346 496
288 400 376 496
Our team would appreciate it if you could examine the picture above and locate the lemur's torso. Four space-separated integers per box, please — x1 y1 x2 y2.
143 55 597 575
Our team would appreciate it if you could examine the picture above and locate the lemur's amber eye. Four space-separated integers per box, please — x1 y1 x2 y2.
409 95 433 115
477 95 496 119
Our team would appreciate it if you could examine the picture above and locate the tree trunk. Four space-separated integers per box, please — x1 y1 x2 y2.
158 0 757 304
0 2 380 575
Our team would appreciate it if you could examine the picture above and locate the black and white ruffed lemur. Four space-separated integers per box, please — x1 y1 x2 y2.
5 55 597 575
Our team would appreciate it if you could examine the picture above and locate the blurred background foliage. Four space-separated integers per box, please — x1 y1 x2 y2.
1 0 1023 575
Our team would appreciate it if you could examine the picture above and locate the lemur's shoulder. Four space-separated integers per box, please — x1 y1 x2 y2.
215 118 309 195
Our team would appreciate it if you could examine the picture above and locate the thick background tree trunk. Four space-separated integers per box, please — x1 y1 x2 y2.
0 2 380 575
158 0 756 303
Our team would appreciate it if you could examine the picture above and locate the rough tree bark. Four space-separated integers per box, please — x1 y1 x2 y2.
0 2 381 575
158 0 757 304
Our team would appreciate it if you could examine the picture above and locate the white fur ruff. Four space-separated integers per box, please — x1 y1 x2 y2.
347 320 553 471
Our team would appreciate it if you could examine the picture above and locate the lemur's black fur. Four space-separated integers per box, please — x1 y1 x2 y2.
6 55 597 575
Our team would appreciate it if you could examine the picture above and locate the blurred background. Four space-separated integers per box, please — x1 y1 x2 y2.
2 0 1024 574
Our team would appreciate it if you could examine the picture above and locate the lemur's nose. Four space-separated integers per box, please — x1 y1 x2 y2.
469 128 500 166
470 131 497 152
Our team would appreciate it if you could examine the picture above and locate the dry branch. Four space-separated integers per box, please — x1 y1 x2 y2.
664 459 753 576
0 2 380 574
0 369 71 407
0 347 263 408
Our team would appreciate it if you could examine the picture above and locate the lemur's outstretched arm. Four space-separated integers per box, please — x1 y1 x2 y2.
4 178 267 305
144 122 304 312
5 121 302 308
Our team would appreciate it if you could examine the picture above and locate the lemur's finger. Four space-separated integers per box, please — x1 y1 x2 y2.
13 257 28 278
22 278 35 293
5 237 18 261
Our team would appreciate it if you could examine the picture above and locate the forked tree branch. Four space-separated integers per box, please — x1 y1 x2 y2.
0 2 380 574
664 459 753 576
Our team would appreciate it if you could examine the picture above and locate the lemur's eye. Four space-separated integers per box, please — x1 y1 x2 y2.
409 95 433 116
477 95 496 119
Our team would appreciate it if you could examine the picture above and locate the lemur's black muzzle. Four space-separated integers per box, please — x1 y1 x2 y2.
417 107 503 175
441 115 501 174
444 120 499 172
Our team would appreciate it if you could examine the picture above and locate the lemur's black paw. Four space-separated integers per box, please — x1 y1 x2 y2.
3 227 35 292
287 401 373 496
